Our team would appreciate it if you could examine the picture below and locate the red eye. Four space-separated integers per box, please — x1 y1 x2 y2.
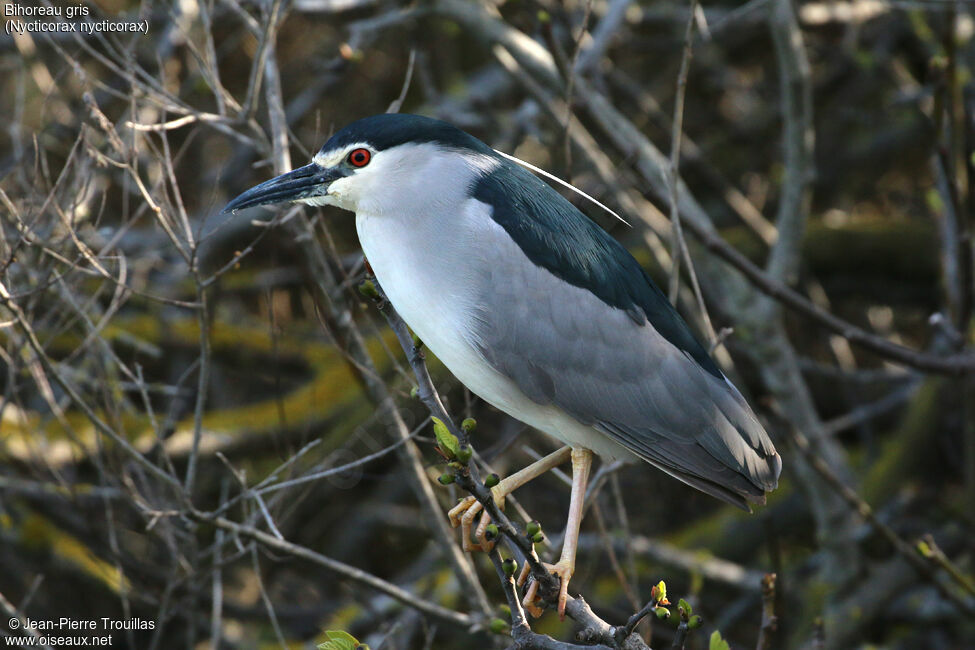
348 148 371 167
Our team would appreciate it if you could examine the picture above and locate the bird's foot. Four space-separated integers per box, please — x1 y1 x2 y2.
519 559 574 620
446 488 506 552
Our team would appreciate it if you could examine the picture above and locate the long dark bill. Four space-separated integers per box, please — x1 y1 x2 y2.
221 163 345 213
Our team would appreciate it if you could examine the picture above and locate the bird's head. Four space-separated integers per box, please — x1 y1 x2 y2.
222 114 501 216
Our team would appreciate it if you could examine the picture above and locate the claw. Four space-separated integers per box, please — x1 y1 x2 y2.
551 560 573 619
522 579 544 618
520 560 575 620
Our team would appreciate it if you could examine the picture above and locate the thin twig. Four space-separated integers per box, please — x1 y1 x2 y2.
387 48 417 114
190 511 476 629
666 0 698 304
675 213 975 375
766 0 814 284
785 421 975 614
755 573 777 650
183 281 211 494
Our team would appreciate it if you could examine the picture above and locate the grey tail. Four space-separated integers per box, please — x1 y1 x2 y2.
651 450 781 513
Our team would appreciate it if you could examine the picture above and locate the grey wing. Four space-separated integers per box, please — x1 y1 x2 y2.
470 254 781 510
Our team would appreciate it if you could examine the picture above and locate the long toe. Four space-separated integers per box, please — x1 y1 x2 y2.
547 560 574 620
516 562 532 588
447 496 478 528
474 511 495 551
444 486 512 552
460 497 491 551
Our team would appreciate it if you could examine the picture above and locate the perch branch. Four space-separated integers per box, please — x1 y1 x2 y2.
368 280 651 648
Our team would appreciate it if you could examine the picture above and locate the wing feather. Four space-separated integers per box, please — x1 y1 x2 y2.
466 175 781 508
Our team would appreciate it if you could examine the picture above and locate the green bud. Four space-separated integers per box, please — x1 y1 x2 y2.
916 540 932 557
654 606 671 620
678 598 692 618
537 9 550 23
499 604 511 617
411 332 422 349
502 557 518 577
688 615 702 630
525 520 541 537
489 618 509 634
461 417 477 433
357 280 379 300
531 532 544 544
432 417 460 459
456 445 473 463
410 386 419 400
437 472 455 486
484 524 499 541
448 461 464 470
484 473 500 489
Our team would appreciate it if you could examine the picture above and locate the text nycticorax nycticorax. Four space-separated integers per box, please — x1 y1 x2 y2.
224 113 781 617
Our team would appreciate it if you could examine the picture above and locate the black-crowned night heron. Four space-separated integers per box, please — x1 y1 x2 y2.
224 113 781 617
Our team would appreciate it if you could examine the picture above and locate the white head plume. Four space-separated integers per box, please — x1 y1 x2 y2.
492 149 631 228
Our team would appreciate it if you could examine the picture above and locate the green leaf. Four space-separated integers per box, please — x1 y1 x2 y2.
678 598 692 618
432 417 460 459
652 580 667 604
709 630 730 650
319 630 363 650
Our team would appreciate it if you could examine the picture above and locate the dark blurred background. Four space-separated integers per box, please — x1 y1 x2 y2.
1 1 973 648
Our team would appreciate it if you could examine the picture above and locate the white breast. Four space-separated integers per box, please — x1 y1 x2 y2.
355 198 636 461
355 201 508 404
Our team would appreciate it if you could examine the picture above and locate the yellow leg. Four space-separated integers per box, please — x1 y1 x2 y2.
447 446 571 552
522 447 592 619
